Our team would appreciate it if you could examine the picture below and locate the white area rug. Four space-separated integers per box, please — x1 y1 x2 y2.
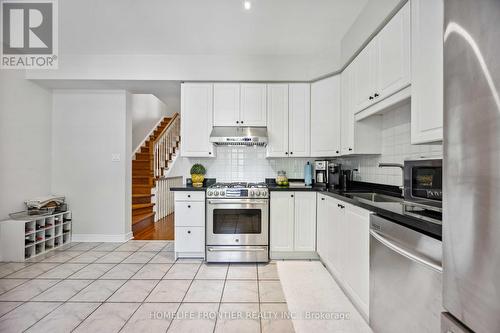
277 261 373 333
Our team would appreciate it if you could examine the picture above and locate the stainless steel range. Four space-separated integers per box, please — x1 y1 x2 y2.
206 182 269 263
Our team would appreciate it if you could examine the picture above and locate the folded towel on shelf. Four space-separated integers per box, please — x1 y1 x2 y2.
25 195 66 209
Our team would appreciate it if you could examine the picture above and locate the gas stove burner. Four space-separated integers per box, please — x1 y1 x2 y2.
207 182 269 199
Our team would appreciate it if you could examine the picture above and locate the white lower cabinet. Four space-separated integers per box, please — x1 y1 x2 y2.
270 191 317 259
316 193 371 319
174 191 205 258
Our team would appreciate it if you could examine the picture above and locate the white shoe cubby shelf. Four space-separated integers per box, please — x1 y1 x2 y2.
0 211 72 262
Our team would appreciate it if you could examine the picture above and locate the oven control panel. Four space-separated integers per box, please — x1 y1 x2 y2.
207 188 268 198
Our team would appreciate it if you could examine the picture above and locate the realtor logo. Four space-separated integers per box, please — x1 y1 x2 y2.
1 0 58 69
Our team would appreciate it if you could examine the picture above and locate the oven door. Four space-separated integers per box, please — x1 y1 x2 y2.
206 199 269 246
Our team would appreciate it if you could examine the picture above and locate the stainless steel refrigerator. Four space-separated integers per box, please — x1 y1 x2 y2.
443 0 500 332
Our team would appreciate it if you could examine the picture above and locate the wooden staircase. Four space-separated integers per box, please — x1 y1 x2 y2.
132 114 180 235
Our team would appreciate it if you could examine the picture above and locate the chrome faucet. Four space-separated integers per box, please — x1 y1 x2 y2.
378 163 404 195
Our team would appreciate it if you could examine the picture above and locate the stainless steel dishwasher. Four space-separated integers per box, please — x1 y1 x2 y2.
369 214 442 333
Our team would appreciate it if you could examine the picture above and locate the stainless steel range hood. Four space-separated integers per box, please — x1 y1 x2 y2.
210 127 268 146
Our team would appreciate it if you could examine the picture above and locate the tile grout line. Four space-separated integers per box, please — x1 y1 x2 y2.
164 261 204 333
212 263 230 333
116 249 177 332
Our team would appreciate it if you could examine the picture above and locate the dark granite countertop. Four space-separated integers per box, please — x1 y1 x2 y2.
170 178 216 191
171 178 442 240
267 180 442 240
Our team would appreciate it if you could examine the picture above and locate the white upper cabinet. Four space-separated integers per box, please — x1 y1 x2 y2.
288 83 311 157
240 83 267 126
213 83 240 126
341 62 383 156
266 84 289 157
311 75 341 157
352 2 411 114
411 0 443 144
180 83 214 157
376 1 411 100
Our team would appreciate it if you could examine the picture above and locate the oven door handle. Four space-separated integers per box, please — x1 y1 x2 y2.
207 247 267 252
207 199 268 205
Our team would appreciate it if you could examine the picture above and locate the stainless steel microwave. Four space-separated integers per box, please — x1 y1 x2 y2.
404 159 442 208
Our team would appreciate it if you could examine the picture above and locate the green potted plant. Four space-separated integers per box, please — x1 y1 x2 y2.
190 163 206 187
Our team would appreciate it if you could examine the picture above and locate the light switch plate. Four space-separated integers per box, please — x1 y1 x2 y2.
111 153 121 162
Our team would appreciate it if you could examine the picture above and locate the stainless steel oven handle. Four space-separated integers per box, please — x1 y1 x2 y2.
207 247 267 252
370 230 442 273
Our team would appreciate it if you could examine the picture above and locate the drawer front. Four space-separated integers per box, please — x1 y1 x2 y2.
175 227 205 253
175 202 205 227
175 191 205 202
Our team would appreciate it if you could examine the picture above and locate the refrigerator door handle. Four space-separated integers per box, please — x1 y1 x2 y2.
370 229 443 273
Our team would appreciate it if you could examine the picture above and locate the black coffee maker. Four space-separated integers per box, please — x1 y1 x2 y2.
328 164 352 190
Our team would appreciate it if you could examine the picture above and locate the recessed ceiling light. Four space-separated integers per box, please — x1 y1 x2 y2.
243 0 251 10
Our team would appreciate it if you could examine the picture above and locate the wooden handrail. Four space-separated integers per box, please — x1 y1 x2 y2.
153 113 179 145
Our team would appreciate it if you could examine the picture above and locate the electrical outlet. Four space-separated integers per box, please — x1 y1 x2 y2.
111 153 121 162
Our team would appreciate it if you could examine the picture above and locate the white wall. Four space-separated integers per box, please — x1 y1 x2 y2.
131 94 169 152
340 0 406 67
0 71 53 220
51 90 132 241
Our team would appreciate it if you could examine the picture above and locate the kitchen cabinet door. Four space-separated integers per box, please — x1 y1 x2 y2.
317 194 340 270
240 83 267 126
293 192 317 252
311 75 341 157
213 83 240 126
288 83 311 157
328 199 346 278
316 194 329 260
270 192 295 252
376 1 411 101
353 43 377 113
266 84 289 157
341 64 355 155
343 204 370 315
180 83 214 157
411 0 443 144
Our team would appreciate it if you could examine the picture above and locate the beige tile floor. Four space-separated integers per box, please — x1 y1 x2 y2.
0 241 294 333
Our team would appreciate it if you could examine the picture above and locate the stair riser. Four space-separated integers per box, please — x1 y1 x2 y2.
133 196 151 205
133 186 151 195
133 206 154 216
132 162 151 171
133 178 153 186
133 170 153 177
132 213 155 227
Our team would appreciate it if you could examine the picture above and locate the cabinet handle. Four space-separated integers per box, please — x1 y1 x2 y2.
336 150 339 154
236 121 239 124
187 205 191 208
337 204 345 209
348 148 353 151
369 96 374 100
374 93 379 97
187 230 191 234
241 121 244 124
321 197 325 201
290 152 293 155
187 195 191 198
208 152 212 155
285 152 288 155
291 194 294 198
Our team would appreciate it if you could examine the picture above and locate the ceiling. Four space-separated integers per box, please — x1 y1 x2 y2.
59 0 369 57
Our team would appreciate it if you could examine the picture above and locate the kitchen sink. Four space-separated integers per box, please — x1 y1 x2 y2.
345 192 403 203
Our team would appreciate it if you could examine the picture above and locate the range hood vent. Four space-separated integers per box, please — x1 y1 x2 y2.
210 127 268 146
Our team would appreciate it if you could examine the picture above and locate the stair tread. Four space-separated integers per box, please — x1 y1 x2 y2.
132 194 153 197
132 212 155 224
132 203 155 209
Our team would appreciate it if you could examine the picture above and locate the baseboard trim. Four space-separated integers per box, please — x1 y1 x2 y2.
270 251 319 260
72 232 133 243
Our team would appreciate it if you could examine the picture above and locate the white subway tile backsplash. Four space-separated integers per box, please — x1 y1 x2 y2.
337 103 442 187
